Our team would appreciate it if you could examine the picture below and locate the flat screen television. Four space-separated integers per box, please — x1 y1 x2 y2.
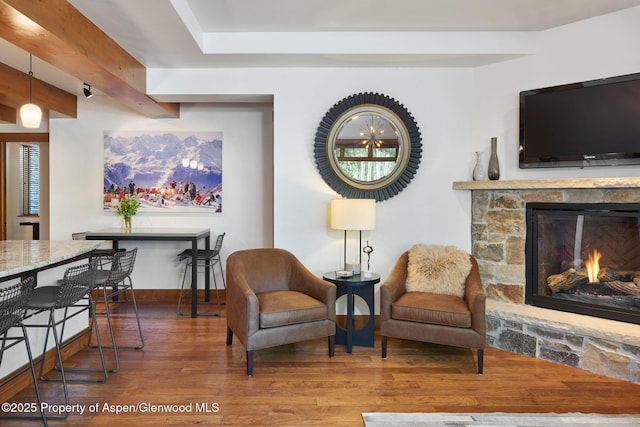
519 72 640 168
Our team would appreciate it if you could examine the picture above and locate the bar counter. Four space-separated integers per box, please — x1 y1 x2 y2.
0 240 103 282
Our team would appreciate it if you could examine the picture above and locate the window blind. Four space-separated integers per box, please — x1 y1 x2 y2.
20 145 39 215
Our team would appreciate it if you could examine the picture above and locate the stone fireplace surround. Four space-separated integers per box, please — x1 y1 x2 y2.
453 177 640 384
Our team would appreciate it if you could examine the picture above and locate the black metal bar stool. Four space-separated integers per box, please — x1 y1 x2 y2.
0 277 48 426
89 248 143 374
26 261 107 421
72 231 125 269
176 232 225 316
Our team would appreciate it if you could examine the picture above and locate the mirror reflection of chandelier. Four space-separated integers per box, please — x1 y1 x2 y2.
360 116 385 148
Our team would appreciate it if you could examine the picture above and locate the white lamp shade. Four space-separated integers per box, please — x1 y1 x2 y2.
190 159 198 169
181 158 190 167
20 103 42 128
329 199 376 231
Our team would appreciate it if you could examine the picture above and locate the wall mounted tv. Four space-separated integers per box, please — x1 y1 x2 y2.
519 72 640 168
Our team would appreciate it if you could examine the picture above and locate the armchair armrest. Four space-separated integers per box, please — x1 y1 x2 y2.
226 260 261 341
380 251 409 321
464 255 486 336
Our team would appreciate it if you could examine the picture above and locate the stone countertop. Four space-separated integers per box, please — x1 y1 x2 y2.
0 240 103 279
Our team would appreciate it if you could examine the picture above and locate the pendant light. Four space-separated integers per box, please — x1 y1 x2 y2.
20 54 42 128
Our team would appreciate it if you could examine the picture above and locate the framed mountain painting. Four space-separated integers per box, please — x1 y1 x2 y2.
103 131 223 213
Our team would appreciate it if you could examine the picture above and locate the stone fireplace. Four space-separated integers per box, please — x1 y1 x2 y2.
454 177 640 383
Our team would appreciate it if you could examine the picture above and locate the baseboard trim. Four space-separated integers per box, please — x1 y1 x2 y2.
0 328 90 402
133 289 227 304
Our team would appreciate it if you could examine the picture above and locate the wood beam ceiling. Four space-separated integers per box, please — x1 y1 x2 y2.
0 0 180 121
0 103 16 123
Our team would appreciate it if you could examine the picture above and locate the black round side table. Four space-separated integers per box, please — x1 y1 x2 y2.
322 272 380 353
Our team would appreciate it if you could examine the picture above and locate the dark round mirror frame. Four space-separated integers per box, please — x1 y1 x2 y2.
314 92 422 202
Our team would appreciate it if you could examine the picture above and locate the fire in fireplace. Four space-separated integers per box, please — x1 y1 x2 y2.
525 202 640 324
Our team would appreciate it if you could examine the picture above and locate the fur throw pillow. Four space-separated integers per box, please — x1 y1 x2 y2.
405 244 471 297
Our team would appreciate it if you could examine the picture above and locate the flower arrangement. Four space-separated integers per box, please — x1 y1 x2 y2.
116 195 140 229
116 195 140 217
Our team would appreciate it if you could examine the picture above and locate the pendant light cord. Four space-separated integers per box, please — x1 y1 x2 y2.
20 53 42 128
28 54 33 102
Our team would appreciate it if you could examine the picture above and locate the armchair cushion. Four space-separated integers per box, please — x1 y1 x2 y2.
406 244 471 297
257 290 328 329
392 292 472 328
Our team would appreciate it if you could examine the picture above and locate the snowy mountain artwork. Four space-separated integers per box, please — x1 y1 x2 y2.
103 131 223 213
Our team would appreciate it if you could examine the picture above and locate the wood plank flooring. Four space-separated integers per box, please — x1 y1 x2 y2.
3 302 640 426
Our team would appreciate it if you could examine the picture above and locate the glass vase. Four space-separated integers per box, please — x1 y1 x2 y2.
488 137 500 180
472 152 486 181
124 216 132 230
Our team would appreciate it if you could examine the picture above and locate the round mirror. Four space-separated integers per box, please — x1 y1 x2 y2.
314 93 422 201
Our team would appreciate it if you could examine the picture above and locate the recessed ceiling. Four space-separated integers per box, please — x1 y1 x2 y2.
2 0 640 105
68 0 640 69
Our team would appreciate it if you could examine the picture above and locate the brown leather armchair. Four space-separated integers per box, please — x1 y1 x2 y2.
226 248 336 375
380 249 486 374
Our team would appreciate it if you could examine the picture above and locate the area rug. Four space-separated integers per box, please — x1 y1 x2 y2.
361 412 640 427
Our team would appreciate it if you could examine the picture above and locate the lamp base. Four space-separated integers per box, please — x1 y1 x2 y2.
346 262 361 275
336 270 353 278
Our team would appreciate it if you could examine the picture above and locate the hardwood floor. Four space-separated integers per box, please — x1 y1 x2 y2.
3 302 640 426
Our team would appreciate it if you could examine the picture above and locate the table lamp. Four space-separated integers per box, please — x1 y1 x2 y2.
329 198 376 275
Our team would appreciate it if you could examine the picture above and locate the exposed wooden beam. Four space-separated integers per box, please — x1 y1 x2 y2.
0 103 16 123
0 0 180 119
0 132 48 142
0 61 76 120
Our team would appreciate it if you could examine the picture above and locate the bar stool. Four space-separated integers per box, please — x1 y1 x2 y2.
176 232 225 316
0 277 48 426
26 261 107 420
89 248 144 374
72 231 125 268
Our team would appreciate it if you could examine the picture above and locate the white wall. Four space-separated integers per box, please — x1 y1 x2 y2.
37 5 635 311
149 68 475 291
472 6 640 180
49 98 273 291
147 67 476 315
145 6 640 310
6 5 640 308
1 100 274 377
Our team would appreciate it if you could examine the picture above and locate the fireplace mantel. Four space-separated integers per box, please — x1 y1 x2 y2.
453 176 640 191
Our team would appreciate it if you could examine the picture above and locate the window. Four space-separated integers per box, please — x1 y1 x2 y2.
20 144 39 216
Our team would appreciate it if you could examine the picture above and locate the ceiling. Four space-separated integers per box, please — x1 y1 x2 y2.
71 0 640 69
1 0 639 119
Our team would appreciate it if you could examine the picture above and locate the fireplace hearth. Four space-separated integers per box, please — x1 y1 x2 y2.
525 202 640 324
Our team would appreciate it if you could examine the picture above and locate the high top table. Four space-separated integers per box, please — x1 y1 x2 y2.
84 227 211 318
0 240 104 283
